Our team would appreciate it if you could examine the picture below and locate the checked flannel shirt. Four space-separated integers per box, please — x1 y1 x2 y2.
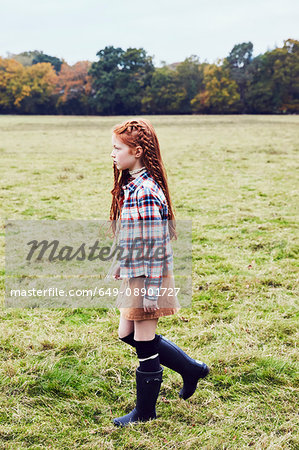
117 169 173 302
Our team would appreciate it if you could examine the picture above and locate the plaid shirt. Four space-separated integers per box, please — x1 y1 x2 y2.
118 170 173 302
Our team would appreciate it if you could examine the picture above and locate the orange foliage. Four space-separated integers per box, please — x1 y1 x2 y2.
54 61 93 103
0 57 57 108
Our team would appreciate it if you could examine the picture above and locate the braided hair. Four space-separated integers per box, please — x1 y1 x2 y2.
109 118 177 240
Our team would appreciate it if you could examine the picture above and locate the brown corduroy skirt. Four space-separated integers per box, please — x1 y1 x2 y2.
116 272 181 321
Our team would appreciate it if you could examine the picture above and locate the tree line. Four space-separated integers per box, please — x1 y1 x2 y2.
0 39 298 115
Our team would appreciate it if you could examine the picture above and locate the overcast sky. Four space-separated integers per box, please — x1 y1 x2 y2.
1 0 298 66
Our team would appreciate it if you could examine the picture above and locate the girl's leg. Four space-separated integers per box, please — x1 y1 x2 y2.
113 317 163 426
119 318 161 371
134 319 161 372
118 315 134 338
120 324 210 400
134 318 158 341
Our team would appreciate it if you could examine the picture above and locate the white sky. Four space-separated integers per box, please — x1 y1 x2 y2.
1 0 298 66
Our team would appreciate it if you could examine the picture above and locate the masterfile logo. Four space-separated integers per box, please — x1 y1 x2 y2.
4 219 192 308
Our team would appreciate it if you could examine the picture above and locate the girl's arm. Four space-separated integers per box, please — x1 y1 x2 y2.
136 186 166 303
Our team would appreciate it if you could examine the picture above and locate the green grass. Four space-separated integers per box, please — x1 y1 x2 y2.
0 114 298 449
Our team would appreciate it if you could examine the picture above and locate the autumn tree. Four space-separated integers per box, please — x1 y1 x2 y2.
191 60 241 113
0 58 26 111
245 39 299 113
19 63 58 113
0 57 57 113
54 61 93 114
1 40 298 114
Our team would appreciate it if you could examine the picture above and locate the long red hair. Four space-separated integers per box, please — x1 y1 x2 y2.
109 118 177 240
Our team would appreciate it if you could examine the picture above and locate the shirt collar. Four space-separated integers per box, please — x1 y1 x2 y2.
122 169 149 193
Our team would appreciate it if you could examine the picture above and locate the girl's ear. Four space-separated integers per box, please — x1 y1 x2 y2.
135 145 143 159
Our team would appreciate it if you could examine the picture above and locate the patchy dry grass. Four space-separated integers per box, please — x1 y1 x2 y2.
0 115 298 449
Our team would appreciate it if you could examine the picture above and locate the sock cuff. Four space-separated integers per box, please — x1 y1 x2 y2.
135 335 160 359
138 353 159 362
119 332 135 346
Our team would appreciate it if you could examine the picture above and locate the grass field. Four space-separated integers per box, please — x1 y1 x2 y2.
0 114 298 449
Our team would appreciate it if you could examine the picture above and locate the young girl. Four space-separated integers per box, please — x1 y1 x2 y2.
109 118 209 427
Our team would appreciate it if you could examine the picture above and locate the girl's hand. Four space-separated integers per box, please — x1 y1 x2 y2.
143 297 159 313
112 263 121 280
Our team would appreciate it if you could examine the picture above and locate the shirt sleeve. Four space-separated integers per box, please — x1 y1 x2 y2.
136 186 166 302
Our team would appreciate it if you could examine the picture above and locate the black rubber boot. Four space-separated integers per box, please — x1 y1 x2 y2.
120 332 209 400
113 367 164 427
157 334 209 400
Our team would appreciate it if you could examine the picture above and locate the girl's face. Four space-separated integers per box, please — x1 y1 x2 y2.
111 134 140 171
